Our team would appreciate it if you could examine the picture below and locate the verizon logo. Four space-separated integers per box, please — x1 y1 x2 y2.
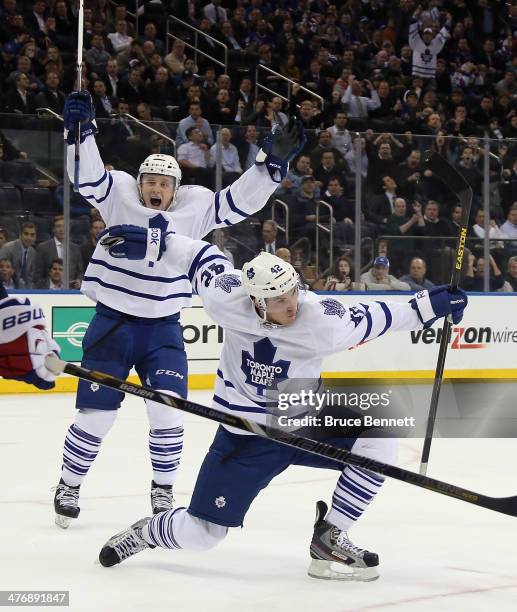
411 327 517 348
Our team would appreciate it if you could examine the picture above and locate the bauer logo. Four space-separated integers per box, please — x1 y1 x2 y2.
52 306 96 361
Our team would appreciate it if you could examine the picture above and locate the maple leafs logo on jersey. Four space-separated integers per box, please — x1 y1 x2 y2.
214 274 242 294
241 337 290 396
320 298 346 319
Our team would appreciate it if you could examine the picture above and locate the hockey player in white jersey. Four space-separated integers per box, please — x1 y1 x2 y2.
97 232 467 580
52 91 305 528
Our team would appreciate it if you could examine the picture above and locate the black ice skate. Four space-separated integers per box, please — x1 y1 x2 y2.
308 500 379 581
150 480 174 514
99 518 155 567
53 478 80 529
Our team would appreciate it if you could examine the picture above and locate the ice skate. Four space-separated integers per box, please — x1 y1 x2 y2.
308 500 379 581
150 480 174 514
53 479 80 529
99 518 155 567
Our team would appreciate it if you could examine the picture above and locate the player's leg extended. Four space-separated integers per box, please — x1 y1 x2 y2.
137 315 187 514
295 436 398 581
54 309 133 528
99 426 294 566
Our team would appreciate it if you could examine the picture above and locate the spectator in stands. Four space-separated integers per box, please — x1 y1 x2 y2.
416 200 454 238
176 102 213 147
108 19 133 55
0 222 38 289
40 257 65 289
0 257 17 289
397 149 425 201
79 217 106 272
341 75 381 127
345 136 368 179
211 228 234 267
164 39 187 76
505 256 517 291
117 65 144 106
207 88 236 125
4 73 35 114
464 253 505 291
237 124 260 172
408 6 450 83
260 220 285 255
34 71 65 114
470 208 507 239
177 126 213 189
0 229 8 250
327 111 352 157
91 79 114 118
312 149 342 192
103 58 120 98
399 257 435 291
499 203 517 240
366 134 403 193
275 247 291 264
309 130 344 170
203 0 228 25
85 33 111 77
140 22 164 56
35 215 82 289
144 66 176 118
324 255 357 291
360 256 411 291
209 128 242 187
366 175 401 226
447 105 478 138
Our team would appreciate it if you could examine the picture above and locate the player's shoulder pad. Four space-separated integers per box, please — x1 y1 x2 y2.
0 297 48 344
175 184 213 206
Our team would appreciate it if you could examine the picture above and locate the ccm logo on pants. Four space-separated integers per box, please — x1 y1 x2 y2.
155 369 185 379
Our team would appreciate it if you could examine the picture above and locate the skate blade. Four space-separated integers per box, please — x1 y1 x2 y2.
55 514 72 529
308 559 379 582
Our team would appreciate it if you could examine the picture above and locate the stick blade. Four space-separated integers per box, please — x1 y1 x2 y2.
423 149 472 197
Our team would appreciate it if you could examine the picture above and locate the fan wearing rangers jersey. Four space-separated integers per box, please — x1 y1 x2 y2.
409 5 451 81
97 232 467 581
52 91 305 529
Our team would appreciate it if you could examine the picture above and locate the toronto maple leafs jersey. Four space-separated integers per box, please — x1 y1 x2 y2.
408 20 448 78
66 135 278 317
190 263 424 435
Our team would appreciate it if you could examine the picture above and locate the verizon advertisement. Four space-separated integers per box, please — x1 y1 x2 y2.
9 292 517 380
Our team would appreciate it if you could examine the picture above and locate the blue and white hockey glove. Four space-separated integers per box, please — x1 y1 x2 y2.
63 91 97 145
99 225 169 267
256 117 306 183
410 285 468 328
0 296 60 390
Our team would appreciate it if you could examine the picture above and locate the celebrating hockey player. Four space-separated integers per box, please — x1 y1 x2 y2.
97 229 467 580
52 91 305 528
0 284 60 390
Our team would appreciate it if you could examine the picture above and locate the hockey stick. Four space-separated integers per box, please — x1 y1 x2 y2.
73 0 85 192
419 150 473 476
45 355 517 518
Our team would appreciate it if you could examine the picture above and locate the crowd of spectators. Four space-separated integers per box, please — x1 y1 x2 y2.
0 0 516 290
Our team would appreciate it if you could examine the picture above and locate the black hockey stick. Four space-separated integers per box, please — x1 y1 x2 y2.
418 151 473 476
45 356 517 518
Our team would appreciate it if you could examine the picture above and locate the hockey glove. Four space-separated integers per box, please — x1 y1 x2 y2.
100 224 169 266
0 296 60 390
256 117 307 183
410 285 468 328
64 91 97 145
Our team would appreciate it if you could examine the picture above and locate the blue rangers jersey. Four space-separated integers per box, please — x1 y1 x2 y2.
187 256 425 435
66 135 279 317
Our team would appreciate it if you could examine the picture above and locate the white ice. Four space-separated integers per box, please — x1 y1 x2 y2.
1 392 516 612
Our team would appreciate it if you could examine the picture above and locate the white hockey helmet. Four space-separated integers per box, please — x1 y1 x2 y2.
137 153 182 210
242 252 300 322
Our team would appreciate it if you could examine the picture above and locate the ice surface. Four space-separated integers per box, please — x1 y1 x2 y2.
1 392 516 612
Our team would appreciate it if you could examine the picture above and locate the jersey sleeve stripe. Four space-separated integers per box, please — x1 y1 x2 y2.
376 301 393 338
89 258 189 283
78 169 108 188
214 191 222 224
187 244 213 281
213 394 267 413
188 253 230 282
82 173 113 203
225 187 248 218
82 276 192 301
359 303 373 343
217 369 235 388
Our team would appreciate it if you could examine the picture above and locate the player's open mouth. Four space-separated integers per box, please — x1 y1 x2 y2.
150 197 162 207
